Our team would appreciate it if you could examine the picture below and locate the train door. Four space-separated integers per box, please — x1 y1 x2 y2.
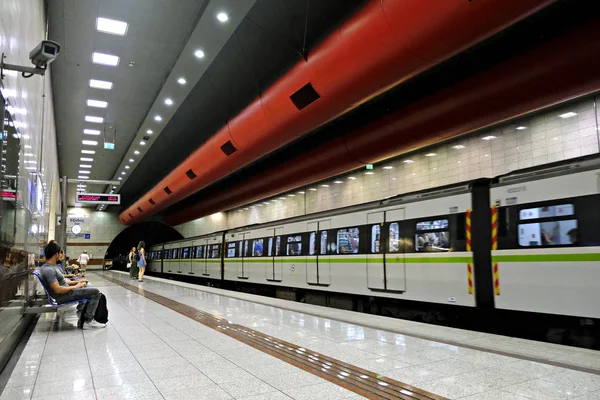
203 239 210 276
189 242 196 274
239 233 250 279
274 228 283 281
367 212 385 289
385 208 406 291
165 246 173 273
306 222 318 284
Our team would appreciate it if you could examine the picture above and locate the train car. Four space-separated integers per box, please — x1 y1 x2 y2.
154 233 223 280
222 181 492 308
490 157 600 319
147 245 163 273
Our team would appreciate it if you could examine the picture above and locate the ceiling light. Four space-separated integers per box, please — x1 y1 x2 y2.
154 115 162 122
298 191 305 194
24 145 32 149
82 140 98 146
78 176 89 180
25 161 36 164
92 52 120 66
96 17 128 36
128 61 135 67
321 184 329 188
194 50 205 59
217 12 229 22
112 186 116 189
516 126 527 130
118 177 122 180
425 153 436 157
309 188 317 191
140 141 146 146
79 164 92 168
85 116 104 124
81 150 95 154
403 160 414 164
78 170 90 174
24 153 33 157
452 145 466 149
87 99 108 108
164 98 173 106
121 172 126 175
334 180 343 184
482 135 497 140
146 129 153 135
77 184 86 188
382 166 393 170
83 129 101 135
365 171 374 175
80 157 93 162
559 112 578 119
89 79 113 90
128 158 134 162
125 165 130 169
279 197 286 200
348 176 357 180
177 77 186 85
134 150 140 155
25 167 36 170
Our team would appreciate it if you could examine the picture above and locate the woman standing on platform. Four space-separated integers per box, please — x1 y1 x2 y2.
128 247 137 280
137 241 146 282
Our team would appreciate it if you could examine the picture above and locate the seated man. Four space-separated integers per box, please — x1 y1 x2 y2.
39 242 104 329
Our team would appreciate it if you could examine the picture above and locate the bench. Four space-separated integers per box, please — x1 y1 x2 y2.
27 270 90 314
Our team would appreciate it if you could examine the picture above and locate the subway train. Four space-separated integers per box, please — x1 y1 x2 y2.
145 157 600 323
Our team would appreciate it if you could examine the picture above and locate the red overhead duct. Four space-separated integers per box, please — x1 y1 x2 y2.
165 19 600 226
121 0 555 224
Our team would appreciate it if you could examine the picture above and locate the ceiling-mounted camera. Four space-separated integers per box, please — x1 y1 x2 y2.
1 40 61 79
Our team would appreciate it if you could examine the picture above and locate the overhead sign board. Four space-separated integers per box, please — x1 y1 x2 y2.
76 193 120 205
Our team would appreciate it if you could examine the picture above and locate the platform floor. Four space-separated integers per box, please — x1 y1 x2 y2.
1 272 599 400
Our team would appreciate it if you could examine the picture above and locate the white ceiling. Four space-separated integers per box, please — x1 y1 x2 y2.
48 0 253 208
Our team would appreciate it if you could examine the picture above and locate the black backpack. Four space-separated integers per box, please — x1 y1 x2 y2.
94 293 109 324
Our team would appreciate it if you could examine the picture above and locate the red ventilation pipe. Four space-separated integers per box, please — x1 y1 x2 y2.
165 19 600 226
121 0 555 224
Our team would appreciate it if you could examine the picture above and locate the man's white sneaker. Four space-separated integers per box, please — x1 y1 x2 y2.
84 320 106 329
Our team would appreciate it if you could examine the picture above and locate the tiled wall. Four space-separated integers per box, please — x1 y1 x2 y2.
66 208 127 268
176 96 600 238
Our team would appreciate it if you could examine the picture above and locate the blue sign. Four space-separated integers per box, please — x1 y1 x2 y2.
104 142 114 150
84 234 91 239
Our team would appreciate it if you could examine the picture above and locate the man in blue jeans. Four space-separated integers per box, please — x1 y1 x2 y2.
39 242 104 329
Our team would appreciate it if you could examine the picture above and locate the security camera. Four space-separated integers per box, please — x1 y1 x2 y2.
29 40 61 69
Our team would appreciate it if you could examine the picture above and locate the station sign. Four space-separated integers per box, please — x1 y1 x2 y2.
76 193 120 205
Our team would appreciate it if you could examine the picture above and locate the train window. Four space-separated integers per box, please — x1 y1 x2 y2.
336 228 359 254
204 245 209 258
164 250 170 260
309 232 316 255
182 247 190 259
227 242 237 258
371 225 381 253
275 236 281 256
320 231 328 255
211 244 220 258
172 248 180 259
389 223 400 253
416 220 449 252
519 204 574 221
287 235 302 256
518 220 578 246
195 246 203 258
267 237 273 256
253 239 264 257
416 220 448 230
243 240 249 257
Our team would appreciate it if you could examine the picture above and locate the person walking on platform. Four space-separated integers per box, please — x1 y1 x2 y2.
137 241 146 282
128 246 138 280
78 250 89 277
39 242 104 329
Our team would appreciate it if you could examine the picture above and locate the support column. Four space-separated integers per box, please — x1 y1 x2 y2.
59 176 68 253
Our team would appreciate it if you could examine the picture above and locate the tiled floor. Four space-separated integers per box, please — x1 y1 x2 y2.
1 272 600 400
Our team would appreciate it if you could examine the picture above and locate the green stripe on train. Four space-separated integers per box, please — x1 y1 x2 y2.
492 253 600 262
224 256 472 264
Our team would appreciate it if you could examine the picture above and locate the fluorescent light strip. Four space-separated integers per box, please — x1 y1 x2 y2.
79 164 92 168
87 99 108 108
82 140 98 146
92 52 120 66
81 150 95 154
83 129 101 135
85 116 104 123
96 17 128 36
89 79 113 90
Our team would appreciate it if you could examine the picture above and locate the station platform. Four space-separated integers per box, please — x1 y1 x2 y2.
1 272 599 400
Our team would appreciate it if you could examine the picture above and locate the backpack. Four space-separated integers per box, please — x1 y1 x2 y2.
94 293 109 324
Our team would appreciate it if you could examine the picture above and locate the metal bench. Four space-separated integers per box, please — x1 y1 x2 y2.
27 270 90 314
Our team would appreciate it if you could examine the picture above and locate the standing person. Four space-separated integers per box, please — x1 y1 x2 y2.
39 242 104 329
137 241 146 282
128 247 138 280
78 250 89 277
